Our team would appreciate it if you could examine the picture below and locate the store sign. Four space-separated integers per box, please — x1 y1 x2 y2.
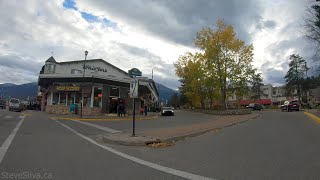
128 68 142 77
55 86 80 91
84 65 107 72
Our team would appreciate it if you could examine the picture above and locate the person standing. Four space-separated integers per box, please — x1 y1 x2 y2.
144 105 148 116
117 104 121 117
140 106 144 115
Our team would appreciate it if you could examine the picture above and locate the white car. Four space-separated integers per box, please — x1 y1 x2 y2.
161 107 174 116
9 98 22 112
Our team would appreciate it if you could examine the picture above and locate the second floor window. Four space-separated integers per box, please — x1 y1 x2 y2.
71 69 82 74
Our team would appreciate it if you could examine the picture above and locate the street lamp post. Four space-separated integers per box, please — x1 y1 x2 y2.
305 62 308 106
80 50 88 118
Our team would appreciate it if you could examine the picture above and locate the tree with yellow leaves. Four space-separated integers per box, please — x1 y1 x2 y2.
175 19 255 109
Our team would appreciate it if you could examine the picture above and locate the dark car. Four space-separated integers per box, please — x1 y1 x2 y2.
0 99 6 109
281 100 299 112
161 107 174 116
246 103 263 111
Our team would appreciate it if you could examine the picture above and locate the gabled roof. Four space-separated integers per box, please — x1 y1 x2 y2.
46 56 56 63
58 59 129 76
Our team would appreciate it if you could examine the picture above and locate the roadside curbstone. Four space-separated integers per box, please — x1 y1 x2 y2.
304 111 320 124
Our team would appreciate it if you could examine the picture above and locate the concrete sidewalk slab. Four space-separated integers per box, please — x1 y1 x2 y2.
140 113 260 142
101 113 260 146
50 115 160 121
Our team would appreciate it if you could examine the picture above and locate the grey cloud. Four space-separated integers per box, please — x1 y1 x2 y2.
264 20 277 29
0 54 43 75
260 62 286 85
255 20 277 30
114 42 179 89
78 0 264 45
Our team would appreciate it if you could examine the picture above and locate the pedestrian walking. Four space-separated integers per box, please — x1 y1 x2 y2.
140 106 144 115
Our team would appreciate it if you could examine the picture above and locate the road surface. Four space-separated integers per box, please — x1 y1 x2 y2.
0 109 319 180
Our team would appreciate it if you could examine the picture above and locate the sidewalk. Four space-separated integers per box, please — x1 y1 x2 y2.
100 113 260 146
139 113 260 141
50 112 160 121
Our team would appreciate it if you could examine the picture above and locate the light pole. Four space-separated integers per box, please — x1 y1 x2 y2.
80 50 88 118
305 62 309 106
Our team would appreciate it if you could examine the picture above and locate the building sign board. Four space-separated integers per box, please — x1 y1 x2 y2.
55 86 80 91
84 65 108 72
128 68 142 77
130 79 139 98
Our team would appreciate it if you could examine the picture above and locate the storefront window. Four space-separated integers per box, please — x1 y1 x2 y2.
75 93 80 104
110 86 119 97
94 87 102 108
67 93 74 105
52 93 59 105
60 93 67 105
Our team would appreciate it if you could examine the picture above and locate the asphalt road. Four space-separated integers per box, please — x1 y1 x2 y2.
0 109 320 180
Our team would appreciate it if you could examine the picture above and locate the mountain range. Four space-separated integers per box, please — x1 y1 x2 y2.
0 82 38 100
0 82 177 101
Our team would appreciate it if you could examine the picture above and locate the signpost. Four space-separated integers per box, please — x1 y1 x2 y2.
128 68 142 136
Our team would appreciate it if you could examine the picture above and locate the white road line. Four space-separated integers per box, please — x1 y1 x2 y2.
55 120 216 180
0 116 25 164
4 115 13 119
71 120 121 134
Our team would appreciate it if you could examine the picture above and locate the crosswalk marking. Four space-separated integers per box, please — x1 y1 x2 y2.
4 115 13 119
0 116 25 164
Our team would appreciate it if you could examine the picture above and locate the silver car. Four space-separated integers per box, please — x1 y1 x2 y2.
9 98 22 112
161 107 174 116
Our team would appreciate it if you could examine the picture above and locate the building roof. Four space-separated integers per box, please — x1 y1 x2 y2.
58 59 128 76
45 56 56 63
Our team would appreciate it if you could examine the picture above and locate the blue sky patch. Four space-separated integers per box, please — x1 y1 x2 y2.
63 0 119 30
81 12 99 22
63 0 77 10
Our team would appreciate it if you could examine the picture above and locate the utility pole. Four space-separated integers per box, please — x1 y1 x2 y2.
305 62 309 105
80 50 88 118
295 60 300 102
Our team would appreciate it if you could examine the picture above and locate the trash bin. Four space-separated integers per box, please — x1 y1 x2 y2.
70 104 78 114
70 104 75 113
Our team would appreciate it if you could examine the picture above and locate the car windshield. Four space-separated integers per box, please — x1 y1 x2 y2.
162 107 172 110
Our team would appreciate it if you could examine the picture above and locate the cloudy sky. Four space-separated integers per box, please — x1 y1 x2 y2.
0 0 318 90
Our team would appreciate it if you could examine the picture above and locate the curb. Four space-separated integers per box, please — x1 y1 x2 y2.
102 133 161 146
50 115 159 121
304 111 320 124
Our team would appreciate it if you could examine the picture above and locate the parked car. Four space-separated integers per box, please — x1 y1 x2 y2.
9 98 23 112
281 100 300 112
161 107 174 116
246 103 263 111
0 99 6 109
